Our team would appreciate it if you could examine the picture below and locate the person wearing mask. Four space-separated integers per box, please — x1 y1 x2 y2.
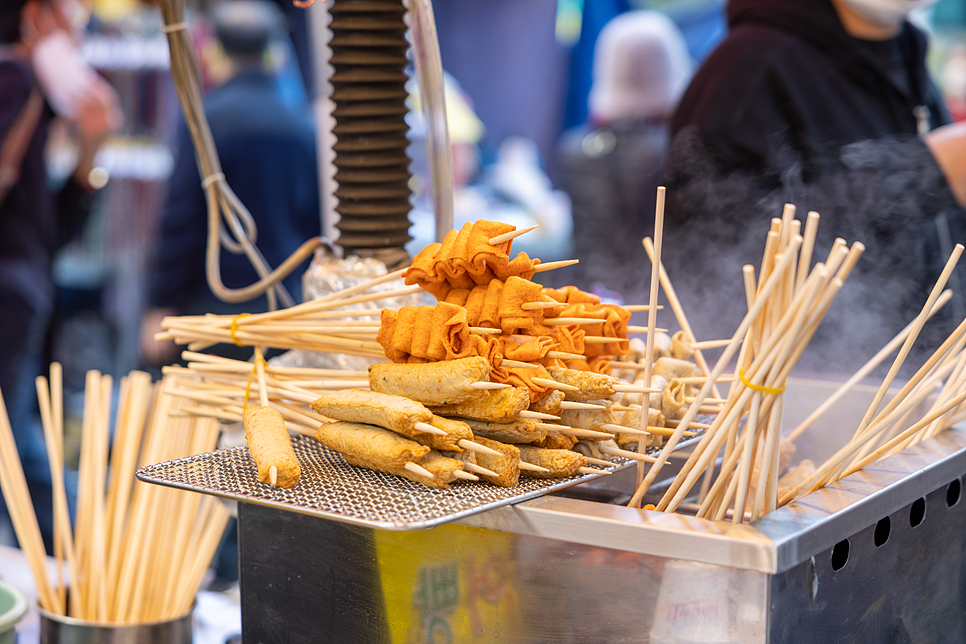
558 11 692 300
662 0 966 373
141 0 321 366
0 0 119 545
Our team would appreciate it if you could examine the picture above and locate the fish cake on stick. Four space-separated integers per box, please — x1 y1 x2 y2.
310 390 433 438
456 436 520 487
531 431 579 450
530 389 564 416
518 446 587 478
558 401 617 432
369 356 490 406
380 451 465 489
459 417 547 444
315 421 430 470
547 366 619 401
417 415 474 452
429 386 530 423
245 406 301 488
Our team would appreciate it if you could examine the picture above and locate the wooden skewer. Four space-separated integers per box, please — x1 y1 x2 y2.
519 410 560 420
584 456 615 467
684 397 729 405
531 259 578 273
626 326 669 334
453 471 480 481
608 361 648 369
489 224 538 245
531 377 579 392
404 462 435 479
622 305 663 312
535 423 614 439
664 419 711 429
578 467 612 475
544 318 612 326
690 339 732 350
647 426 696 437
599 423 648 436
611 404 641 412
463 462 499 477
518 461 551 473
559 401 603 410
521 301 564 311
269 467 278 486
584 336 633 344
469 326 503 335
471 382 512 390
500 360 539 369
458 439 502 457
546 351 585 360
414 422 448 436
673 376 735 385
612 384 661 394
599 445 658 462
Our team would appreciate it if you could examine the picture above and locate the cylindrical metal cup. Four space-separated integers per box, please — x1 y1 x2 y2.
38 606 193 644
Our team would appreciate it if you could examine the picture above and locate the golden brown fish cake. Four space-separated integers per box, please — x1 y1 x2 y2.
310 390 432 437
244 406 301 488
315 421 430 470
368 356 490 406
518 446 586 478
546 366 618 401
459 417 546 444
429 386 530 423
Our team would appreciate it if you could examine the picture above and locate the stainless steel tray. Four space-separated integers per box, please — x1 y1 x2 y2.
136 434 703 531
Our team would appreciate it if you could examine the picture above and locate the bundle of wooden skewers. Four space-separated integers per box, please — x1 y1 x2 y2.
626 203 966 524
0 366 230 623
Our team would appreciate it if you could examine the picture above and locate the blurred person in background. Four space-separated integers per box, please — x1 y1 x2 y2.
140 0 321 367
661 0 966 374
558 11 691 300
0 0 120 546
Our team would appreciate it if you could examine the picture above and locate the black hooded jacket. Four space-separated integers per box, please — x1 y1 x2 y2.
672 0 949 168
661 0 964 375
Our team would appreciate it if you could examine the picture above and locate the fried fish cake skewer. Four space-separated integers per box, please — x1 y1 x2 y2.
459 417 547 444
310 390 470 452
429 386 531 423
451 436 521 487
244 406 301 488
314 421 470 488
368 356 491 406
546 366 619 401
518 446 587 478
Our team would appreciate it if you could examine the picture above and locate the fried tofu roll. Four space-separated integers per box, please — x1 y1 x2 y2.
531 431 579 450
530 389 564 416
518 446 587 478
547 366 618 401
429 386 530 423
459 417 547 444
461 436 520 487
652 357 696 382
310 390 432 438
617 407 665 450
558 401 617 432
369 356 490 406
244 406 301 488
661 379 687 420
315 421 430 469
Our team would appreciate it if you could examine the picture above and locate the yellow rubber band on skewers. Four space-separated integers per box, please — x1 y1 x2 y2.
230 313 250 346
242 358 268 413
738 369 787 395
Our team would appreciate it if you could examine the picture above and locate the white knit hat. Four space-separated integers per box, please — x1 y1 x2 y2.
588 11 693 122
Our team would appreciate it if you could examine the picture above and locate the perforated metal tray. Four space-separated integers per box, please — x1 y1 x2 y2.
136 434 702 530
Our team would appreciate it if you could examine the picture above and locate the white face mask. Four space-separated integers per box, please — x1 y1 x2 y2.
30 29 99 118
838 0 939 27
